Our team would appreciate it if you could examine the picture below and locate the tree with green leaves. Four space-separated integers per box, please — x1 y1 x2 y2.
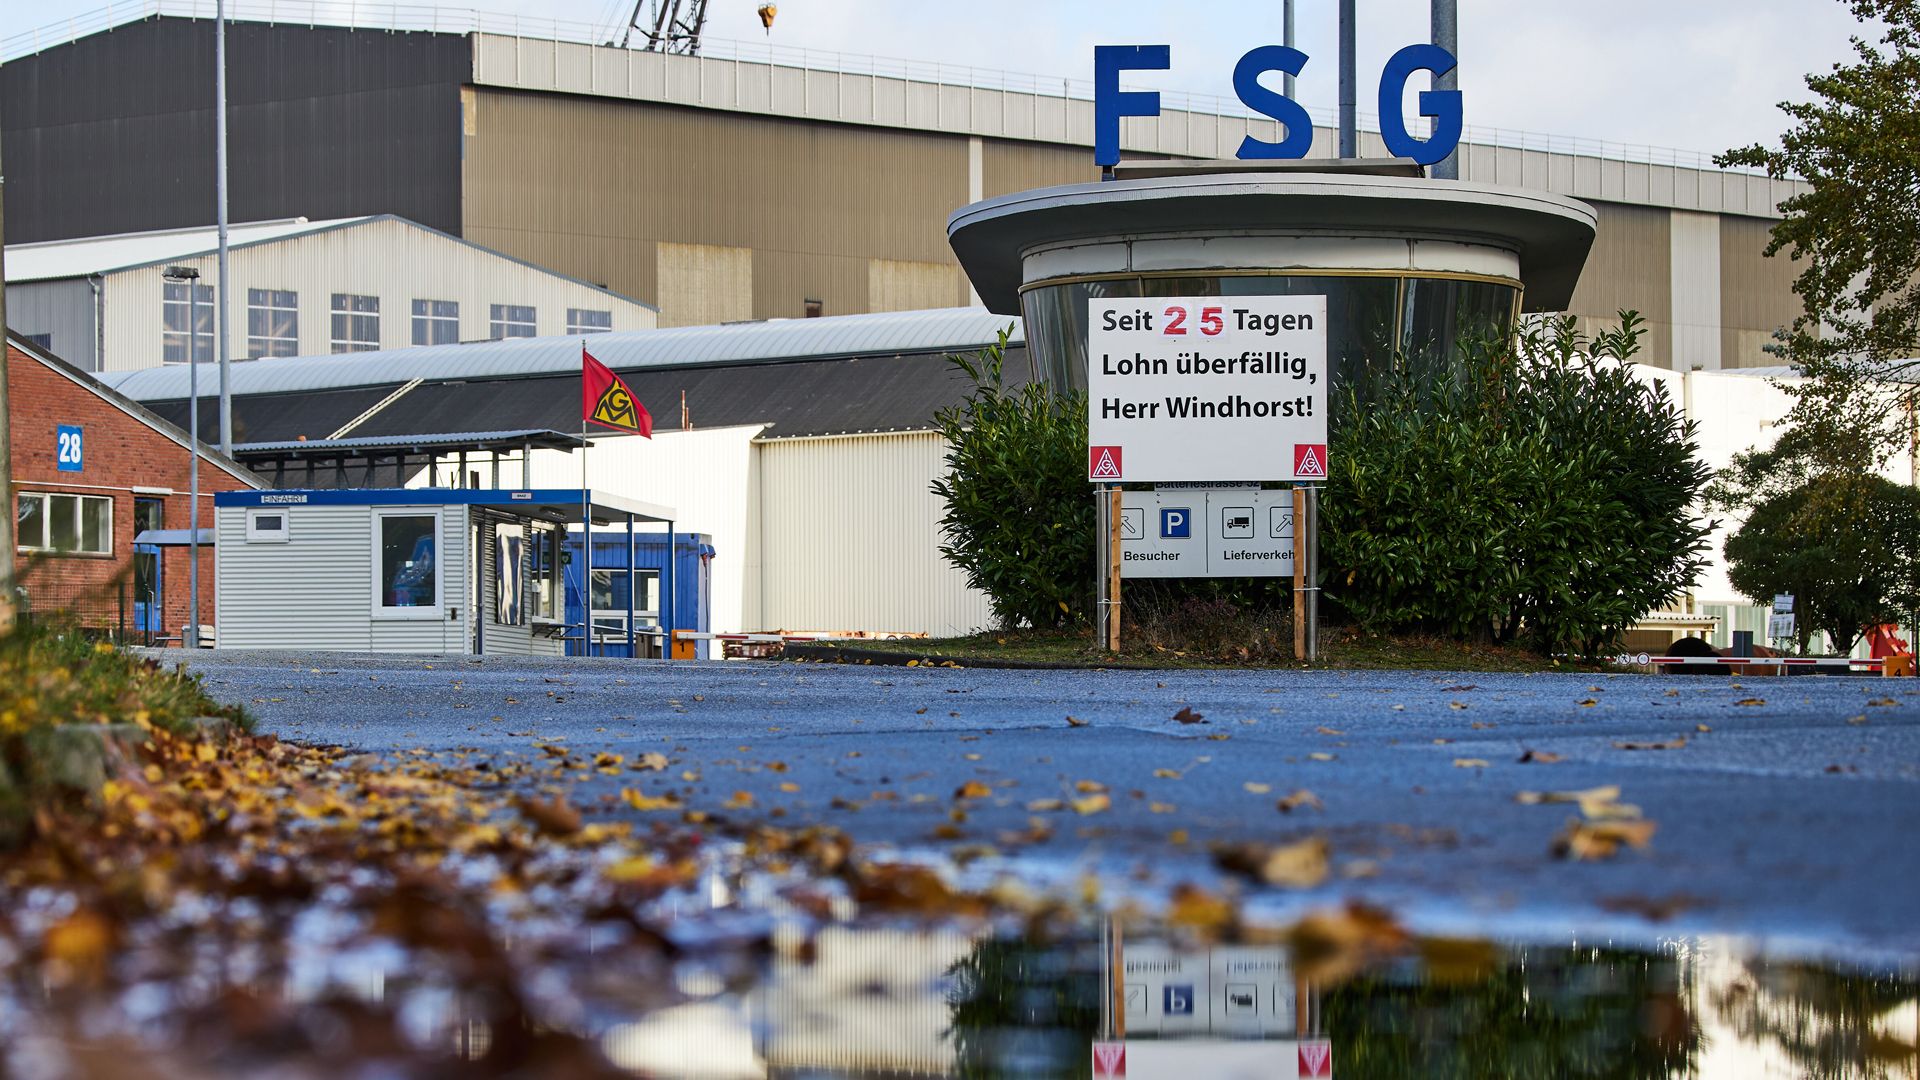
1721 469 1920 654
932 328 1095 629
1717 0 1920 475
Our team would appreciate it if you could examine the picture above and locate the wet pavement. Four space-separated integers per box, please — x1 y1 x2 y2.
161 649 1920 962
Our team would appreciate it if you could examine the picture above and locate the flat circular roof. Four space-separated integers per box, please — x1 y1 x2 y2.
948 171 1598 315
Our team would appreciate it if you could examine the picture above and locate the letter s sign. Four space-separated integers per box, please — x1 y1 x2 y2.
1378 44 1462 166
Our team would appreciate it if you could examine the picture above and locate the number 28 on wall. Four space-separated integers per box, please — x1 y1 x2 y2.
56 424 84 472
1161 306 1224 336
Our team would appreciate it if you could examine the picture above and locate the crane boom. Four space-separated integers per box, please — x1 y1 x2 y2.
621 0 710 54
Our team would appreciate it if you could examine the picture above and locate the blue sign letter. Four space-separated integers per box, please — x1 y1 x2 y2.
1164 984 1195 1015
1377 44 1461 167
1094 45 1170 169
1160 508 1190 539
1233 46 1314 159
57 424 84 472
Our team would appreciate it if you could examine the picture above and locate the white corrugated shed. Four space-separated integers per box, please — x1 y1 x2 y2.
11 216 657 372
105 307 1025 400
758 431 991 637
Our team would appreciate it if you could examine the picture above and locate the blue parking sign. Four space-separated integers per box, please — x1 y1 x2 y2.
1163 984 1195 1015
1160 507 1190 538
56 425 83 472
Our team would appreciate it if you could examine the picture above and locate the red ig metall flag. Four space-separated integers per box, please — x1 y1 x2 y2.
583 348 652 437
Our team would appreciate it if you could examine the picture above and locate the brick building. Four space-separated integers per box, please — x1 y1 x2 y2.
7 332 263 639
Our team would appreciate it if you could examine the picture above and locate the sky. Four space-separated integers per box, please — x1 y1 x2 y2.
0 0 1882 158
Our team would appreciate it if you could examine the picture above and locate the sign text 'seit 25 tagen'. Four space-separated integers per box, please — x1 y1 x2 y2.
1086 295 1329 483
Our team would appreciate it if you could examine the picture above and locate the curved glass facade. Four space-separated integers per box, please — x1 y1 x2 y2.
1020 273 1519 398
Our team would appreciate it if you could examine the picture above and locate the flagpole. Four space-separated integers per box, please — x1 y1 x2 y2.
582 340 591 658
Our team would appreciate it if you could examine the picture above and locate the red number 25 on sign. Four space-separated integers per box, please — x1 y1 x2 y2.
1162 306 1224 336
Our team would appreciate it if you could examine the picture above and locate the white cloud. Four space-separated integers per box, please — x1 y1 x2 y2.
1 0 1877 155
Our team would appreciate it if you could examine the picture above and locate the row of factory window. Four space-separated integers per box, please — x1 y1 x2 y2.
161 284 613 364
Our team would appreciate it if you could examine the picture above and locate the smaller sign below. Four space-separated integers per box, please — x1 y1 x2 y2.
1768 613 1796 639
1773 593 1795 613
1156 481 1260 490
1120 490 1294 579
56 424 83 472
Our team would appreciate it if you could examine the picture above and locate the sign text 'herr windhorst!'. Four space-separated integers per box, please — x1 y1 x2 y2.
1087 295 1329 483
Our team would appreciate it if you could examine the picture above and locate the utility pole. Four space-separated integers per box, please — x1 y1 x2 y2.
1337 0 1357 158
216 0 233 454
0 101 14 632
1431 0 1460 179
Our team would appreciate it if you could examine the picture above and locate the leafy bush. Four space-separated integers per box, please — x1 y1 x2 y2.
1724 474 1920 654
1323 313 1712 656
932 328 1096 629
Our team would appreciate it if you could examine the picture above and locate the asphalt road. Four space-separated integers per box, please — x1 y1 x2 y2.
158 649 1920 960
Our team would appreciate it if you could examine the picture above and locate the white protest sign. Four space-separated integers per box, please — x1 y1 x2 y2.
1087 295 1328 482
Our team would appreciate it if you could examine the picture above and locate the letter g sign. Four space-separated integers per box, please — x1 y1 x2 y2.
1377 44 1462 166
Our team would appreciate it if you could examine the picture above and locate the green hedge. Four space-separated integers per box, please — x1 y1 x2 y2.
1323 314 1711 656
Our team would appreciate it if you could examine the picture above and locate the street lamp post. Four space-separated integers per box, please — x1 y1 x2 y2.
164 265 203 650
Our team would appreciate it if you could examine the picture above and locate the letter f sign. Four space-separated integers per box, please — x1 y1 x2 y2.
1095 45 1170 169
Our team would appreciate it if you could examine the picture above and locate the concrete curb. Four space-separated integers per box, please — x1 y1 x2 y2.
781 642 1160 671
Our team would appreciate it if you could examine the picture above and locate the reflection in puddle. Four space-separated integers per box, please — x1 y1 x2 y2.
604 925 1917 1080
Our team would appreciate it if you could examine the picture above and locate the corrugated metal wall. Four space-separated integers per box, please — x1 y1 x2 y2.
1565 202 1674 369
215 502 467 653
94 218 656 373
1719 215 1802 369
2 18 468 244
462 87 971 318
757 431 993 636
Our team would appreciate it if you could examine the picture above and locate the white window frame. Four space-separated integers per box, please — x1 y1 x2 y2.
16 491 113 555
245 508 291 542
331 293 382 353
566 308 612 335
246 288 300 358
371 508 444 620
490 304 537 339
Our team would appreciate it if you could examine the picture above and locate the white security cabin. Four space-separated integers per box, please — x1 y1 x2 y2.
212 488 676 654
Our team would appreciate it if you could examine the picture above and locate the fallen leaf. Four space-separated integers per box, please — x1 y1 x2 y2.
1076 780 1108 793
1026 798 1065 812
1438 684 1479 692
1071 793 1112 815
1260 837 1331 888
1449 702 1469 710
1553 817 1658 860
723 791 755 809
1515 785 1641 820
779 782 800 792
1167 883 1235 932
1696 724 1712 732
1846 715 1868 724
1433 738 1453 744
1066 716 1089 726
1173 707 1205 723
1613 737 1686 750
1153 768 1183 779
1518 749 1565 763
1309 752 1335 761
1389 705 1406 711
1315 727 1345 735
680 770 702 781
515 795 582 836
1243 782 1272 794
1208 733 1232 741
1149 802 1177 813
1868 698 1898 707
1453 758 1491 768
1277 789 1323 813
1735 698 1766 706
955 780 993 800
621 788 682 811
1577 699 1599 707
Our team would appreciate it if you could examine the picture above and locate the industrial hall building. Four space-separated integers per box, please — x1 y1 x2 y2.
4 3 1808 371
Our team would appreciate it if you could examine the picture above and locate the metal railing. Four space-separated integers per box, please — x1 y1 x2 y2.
3 0 1765 175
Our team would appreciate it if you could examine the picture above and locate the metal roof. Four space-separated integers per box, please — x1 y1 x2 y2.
229 429 588 458
3 216 365 282
105 308 1025 401
214 487 677 523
